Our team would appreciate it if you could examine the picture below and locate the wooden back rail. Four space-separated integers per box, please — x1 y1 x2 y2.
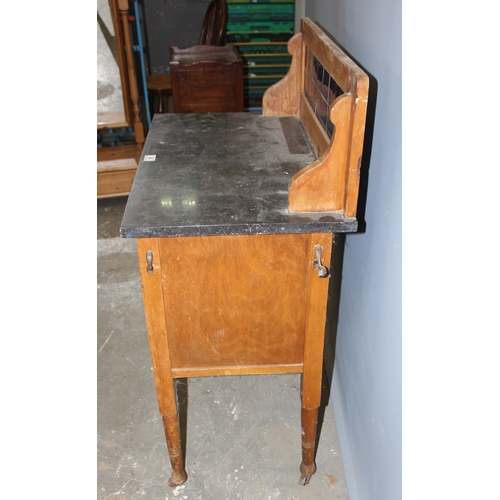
263 18 369 218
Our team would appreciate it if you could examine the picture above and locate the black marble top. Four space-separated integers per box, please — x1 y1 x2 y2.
120 113 357 238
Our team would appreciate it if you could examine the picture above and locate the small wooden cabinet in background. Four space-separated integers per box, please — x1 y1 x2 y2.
169 44 244 113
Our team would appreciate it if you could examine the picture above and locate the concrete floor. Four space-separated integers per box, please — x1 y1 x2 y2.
97 199 349 499
97 196 129 240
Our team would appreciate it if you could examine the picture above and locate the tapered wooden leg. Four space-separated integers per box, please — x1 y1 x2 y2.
162 413 187 487
299 407 319 485
137 239 188 487
298 234 333 485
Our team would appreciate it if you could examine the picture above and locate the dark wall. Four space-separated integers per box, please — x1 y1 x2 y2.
142 0 210 75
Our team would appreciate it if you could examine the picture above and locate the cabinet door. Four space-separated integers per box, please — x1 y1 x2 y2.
160 233 309 372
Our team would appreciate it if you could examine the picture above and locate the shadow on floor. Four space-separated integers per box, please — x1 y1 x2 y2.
97 196 128 239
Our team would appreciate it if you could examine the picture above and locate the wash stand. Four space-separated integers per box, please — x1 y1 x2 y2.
120 17 369 487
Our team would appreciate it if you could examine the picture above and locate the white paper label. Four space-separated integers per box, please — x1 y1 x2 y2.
144 155 156 161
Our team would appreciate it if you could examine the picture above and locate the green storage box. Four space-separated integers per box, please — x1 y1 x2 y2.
227 21 295 33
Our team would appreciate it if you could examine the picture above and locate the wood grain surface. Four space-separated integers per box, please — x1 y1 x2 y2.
159 233 311 370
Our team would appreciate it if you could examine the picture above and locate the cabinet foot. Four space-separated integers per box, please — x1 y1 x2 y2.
167 469 188 487
162 415 187 487
299 407 318 485
299 460 316 485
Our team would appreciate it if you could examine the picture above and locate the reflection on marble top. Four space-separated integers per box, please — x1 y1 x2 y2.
120 113 357 238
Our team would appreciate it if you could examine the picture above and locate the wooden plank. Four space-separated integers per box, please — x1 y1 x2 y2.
172 364 303 378
136 239 178 417
97 143 143 163
98 191 132 199
344 81 369 217
146 74 172 91
301 233 333 409
97 168 136 198
97 110 128 129
97 158 137 171
301 17 367 95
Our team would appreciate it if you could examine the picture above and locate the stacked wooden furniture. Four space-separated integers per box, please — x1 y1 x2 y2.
97 0 145 199
120 18 369 487
97 144 143 199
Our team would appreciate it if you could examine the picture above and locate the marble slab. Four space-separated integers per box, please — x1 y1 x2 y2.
120 113 357 238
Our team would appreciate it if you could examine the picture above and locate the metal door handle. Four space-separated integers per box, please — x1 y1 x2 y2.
146 250 153 274
313 245 328 278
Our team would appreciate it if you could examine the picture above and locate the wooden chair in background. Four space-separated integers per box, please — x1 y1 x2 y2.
146 0 228 115
198 0 227 45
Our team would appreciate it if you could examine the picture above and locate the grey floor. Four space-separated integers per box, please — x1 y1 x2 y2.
97 199 349 499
